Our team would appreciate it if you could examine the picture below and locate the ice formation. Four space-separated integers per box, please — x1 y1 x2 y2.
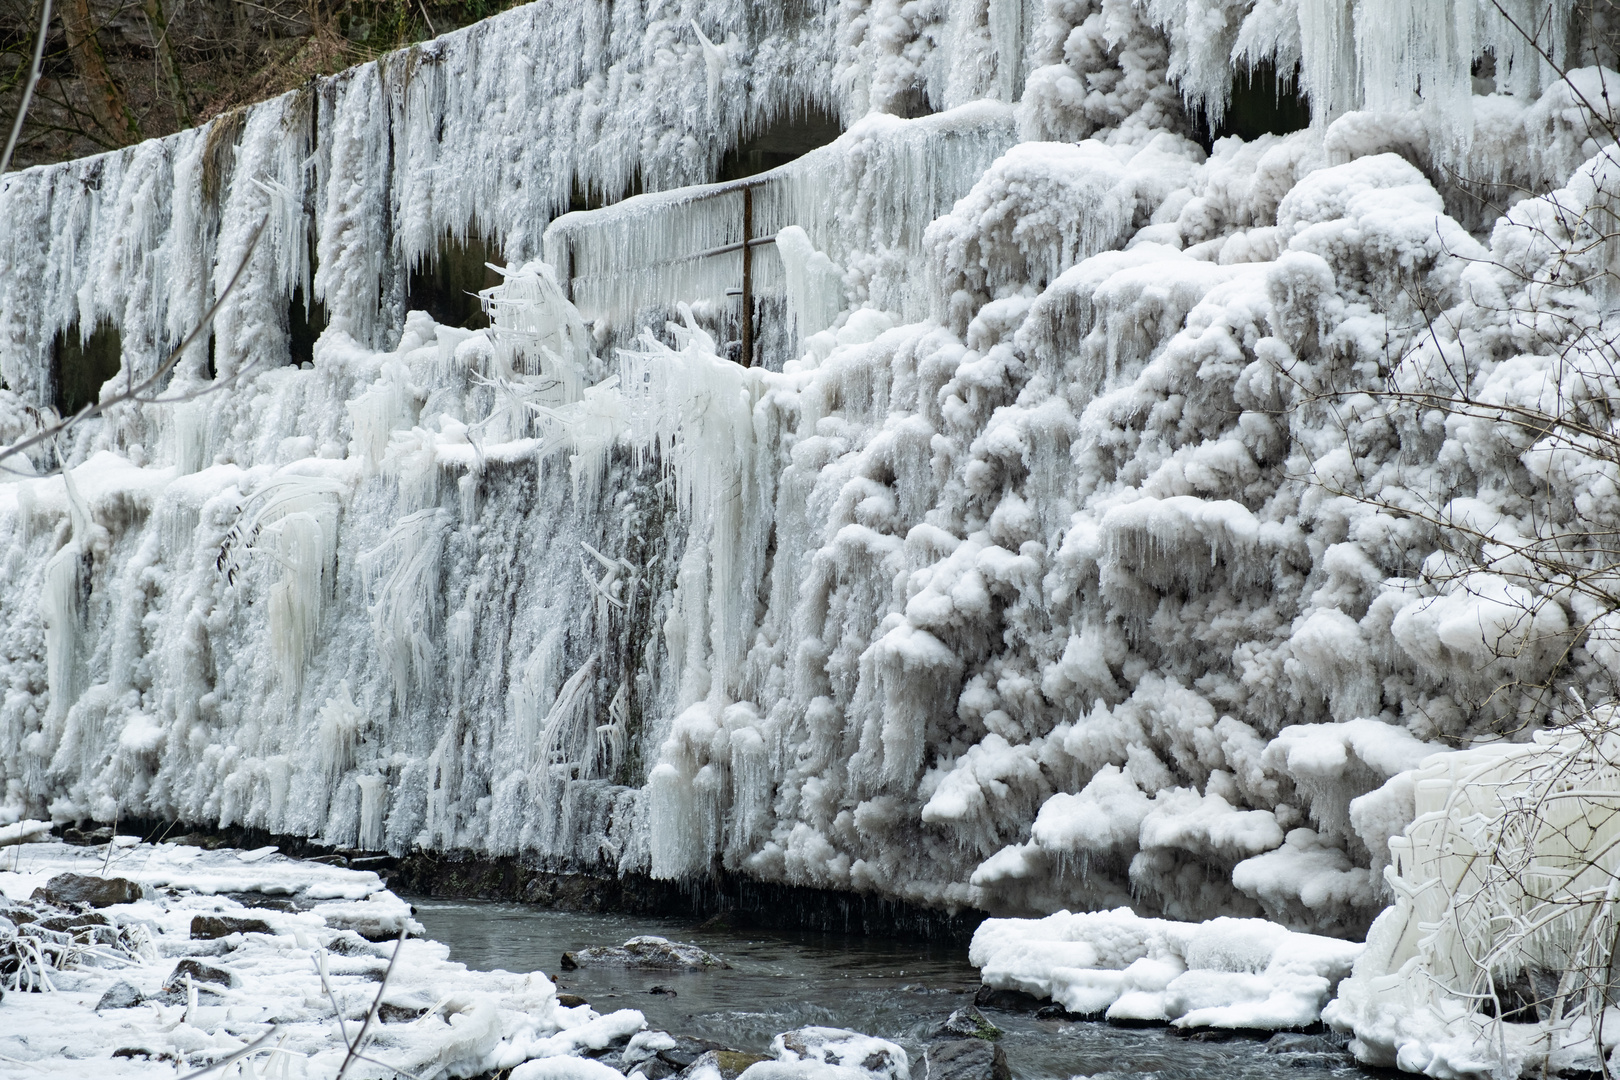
6 0 1620 1073
971 907 1362 1028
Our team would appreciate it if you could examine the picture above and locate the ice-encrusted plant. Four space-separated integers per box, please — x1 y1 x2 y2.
1343 700 1620 1078
0 905 149 993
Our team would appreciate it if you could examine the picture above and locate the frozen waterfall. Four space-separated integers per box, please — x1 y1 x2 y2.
6 1 1620 1075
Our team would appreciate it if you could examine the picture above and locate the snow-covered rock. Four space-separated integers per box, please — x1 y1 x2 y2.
970 907 1362 1030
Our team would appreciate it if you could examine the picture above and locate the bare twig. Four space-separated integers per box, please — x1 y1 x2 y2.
334 929 407 1080
1 0 54 175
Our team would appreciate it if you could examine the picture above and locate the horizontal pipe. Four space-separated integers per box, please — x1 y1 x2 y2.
696 235 777 259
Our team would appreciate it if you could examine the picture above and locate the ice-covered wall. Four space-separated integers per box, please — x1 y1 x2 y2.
3 0 1620 955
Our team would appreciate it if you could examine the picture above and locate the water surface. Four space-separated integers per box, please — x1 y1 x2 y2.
408 899 1367 1080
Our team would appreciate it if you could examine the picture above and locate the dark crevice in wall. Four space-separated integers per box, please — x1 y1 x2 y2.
52 319 122 415
1204 60 1311 148
408 232 504 330
718 103 844 181
289 284 328 366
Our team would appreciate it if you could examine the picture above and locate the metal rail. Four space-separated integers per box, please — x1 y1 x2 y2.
558 172 782 367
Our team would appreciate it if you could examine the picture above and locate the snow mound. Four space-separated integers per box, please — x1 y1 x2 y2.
970 907 1361 1030
0 841 631 1077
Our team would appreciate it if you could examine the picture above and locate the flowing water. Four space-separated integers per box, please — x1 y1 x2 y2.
408 900 1368 1080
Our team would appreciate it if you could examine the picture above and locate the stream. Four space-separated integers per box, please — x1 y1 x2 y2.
407 900 1369 1080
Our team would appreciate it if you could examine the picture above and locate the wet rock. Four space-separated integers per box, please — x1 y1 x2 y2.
1033 1005 1081 1020
324 932 386 957
163 958 234 992
558 993 589 1007
562 936 729 972
647 985 677 996
31 873 144 908
656 1036 729 1069
624 1030 679 1077
934 1006 1001 1041
1264 1032 1350 1055
190 914 273 939
33 911 111 933
972 986 1044 1012
377 1002 429 1023
924 1039 1010 1080
683 1049 769 1080
96 981 144 1010
635 1059 677 1080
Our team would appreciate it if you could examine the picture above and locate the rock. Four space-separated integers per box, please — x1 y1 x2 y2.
683 1050 769 1080
1033 1005 1078 1020
31 873 144 908
636 1059 677 1080
562 935 729 971
557 993 589 1007
656 1036 729 1070
33 910 111 932
163 958 234 992
774 1027 909 1080
377 1002 429 1023
923 1040 1010 1080
647 985 677 996
96 981 145 1010
190 914 272 939
934 1006 1001 1041
1264 1032 1349 1055
972 986 1043 1012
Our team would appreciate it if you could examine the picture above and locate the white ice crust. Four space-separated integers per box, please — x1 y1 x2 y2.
0 840 639 1077
970 907 1361 1029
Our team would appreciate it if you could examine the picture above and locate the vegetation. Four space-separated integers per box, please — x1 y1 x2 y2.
0 0 528 170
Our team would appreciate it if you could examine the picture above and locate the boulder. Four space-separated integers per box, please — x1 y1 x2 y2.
1264 1032 1350 1056
923 1040 1009 1080
683 1050 769 1080
191 914 273 939
933 1006 1001 1041
562 935 728 971
96 981 145 1010
31 873 143 908
163 958 234 992
656 1036 729 1070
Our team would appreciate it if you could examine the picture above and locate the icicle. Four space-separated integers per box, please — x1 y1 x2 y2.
776 225 844 348
691 20 726 111
356 773 387 850
42 541 85 721
534 654 599 771
358 509 449 707
317 681 364 795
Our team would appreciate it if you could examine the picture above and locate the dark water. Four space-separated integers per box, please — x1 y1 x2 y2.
407 900 1368 1080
